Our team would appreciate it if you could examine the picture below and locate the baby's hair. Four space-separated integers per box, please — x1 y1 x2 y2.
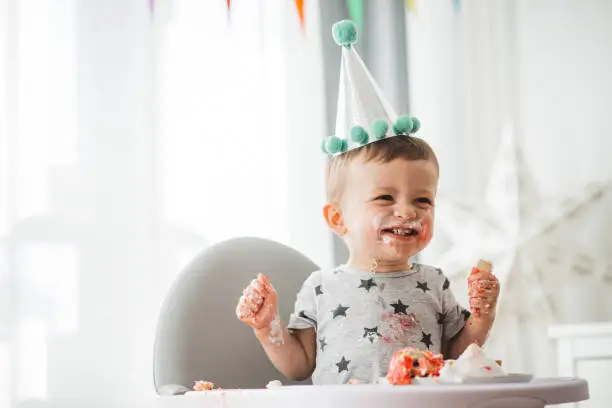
325 136 439 202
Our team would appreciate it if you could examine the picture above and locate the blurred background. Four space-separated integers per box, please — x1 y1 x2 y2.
1 0 611 407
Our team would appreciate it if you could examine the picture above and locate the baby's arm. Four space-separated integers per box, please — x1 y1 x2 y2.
445 260 499 359
255 326 316 381
446 314 494 359
236 274 316 381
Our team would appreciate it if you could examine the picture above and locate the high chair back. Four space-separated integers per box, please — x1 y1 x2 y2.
153 237 317 394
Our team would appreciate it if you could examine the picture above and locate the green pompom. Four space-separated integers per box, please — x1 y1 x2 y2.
371 119 389 140
321 139 328 154
411 116 421 133
332 20 358 47
325 136 344 154
340 138 348 153
350 126 369 145
393 114 414 135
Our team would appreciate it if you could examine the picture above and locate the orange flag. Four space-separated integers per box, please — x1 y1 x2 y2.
226 0 231 9
295 0 305 28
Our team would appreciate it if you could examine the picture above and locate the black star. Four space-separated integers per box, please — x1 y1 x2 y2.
319 337 328 352
437 312 447 325
362 327 382 343
336 356 350 373
421 332 433 349
358 278 377 292
298 310 316 325
390 300 409 314
436 268 443 275
332 304 350 318
442 277 450 290
461 309 472 321
315 285 323 296
416 281 430 293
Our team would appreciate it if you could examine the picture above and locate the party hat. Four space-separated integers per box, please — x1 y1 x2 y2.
322 20 421 157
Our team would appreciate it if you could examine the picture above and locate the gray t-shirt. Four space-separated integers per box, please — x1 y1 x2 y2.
287 264 469 384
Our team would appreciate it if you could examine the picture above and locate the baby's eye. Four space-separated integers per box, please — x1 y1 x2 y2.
374 194 394 201
415 197 433 205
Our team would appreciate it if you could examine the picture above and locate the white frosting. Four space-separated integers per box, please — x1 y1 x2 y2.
439 343 505 383
266 380 283 389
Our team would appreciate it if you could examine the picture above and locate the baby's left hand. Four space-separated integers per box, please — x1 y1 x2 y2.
468 260 500 318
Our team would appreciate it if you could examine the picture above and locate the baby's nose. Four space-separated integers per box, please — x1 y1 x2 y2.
394 205 417 219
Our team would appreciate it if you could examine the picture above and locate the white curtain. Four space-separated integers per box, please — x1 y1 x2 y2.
409 0 612 376
0 0 331 405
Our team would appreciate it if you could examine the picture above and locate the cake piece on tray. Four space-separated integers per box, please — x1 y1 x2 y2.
386 347 445 385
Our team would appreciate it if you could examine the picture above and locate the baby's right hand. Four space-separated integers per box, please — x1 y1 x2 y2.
236 273 278 330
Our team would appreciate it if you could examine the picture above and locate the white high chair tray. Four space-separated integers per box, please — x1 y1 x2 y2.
167 377 588 408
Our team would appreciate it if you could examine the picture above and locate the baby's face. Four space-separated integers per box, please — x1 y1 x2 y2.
338 157 438 270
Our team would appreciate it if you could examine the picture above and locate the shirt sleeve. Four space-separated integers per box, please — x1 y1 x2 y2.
287 271 320 331
437 269 470 340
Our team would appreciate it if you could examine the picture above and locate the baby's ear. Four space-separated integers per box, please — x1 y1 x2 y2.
323 203 347 236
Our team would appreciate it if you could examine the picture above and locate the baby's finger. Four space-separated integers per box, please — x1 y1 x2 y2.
469 280 498 295
469 296 488 309
258 274 276 296
468 272 496 284
469 297 494 315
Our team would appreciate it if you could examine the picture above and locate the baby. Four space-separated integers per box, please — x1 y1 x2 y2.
236 137 499 384
236 20 499 385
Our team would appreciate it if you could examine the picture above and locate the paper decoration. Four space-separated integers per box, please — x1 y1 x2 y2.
429 126 611 372
295 0 305 27
347 0 364 33
224 0 306 29
432 126 612 318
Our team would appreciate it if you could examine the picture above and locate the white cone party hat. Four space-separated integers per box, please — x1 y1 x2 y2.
322 20 421 157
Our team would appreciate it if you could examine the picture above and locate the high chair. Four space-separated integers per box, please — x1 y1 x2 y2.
153 237 317 395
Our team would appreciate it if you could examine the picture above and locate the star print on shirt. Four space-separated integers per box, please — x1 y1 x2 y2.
442 277 450 290
315 285 323 296
332 304 350 319
436 268 443 275
298 310 316 325
437 312 447 325
363 327 382 343
416 281 430 293
336 356 350 373
421 331 433 349
358 278 377 292
390 300 409 314
319 337 328 352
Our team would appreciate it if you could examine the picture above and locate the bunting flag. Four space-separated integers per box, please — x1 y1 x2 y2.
149 0 155 15
346 0 364 34
225 0 307 29
453 0 461 13
405 0 417 13
295 0 305 28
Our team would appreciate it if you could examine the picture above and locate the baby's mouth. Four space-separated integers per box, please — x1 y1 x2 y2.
379 224 422 241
